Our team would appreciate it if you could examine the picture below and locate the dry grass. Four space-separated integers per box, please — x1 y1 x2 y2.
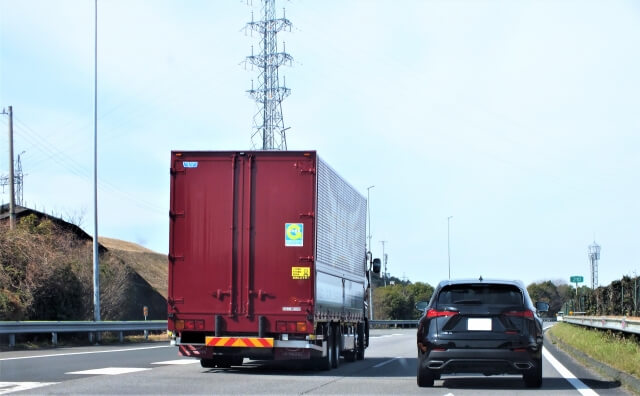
550 322 640 377
99 237 168 299
99 237 156 253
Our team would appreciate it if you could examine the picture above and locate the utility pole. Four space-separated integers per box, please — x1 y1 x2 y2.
1 106 16 229
380 240 387 286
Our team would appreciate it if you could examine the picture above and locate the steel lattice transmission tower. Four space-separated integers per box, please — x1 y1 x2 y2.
0 152 24 206
244 0 293 150
588 241 601 290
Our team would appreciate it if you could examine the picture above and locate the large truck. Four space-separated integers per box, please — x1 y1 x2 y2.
168 151 380 369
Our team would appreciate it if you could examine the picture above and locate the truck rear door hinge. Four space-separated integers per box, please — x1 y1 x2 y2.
249 289 271 300
168 297 184 305
293 161 316 175
299 212 315 219
212 289 231 300
170 167 186 175
169 254 184 263
169 211 185 220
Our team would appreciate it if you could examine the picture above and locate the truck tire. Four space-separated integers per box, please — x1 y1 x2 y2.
364 318 370 348
343 325 356 362
200 356 232 369
200 358 216 368
316 323 333 371
356 322 365 360
231 356 244 366
331 323 340 369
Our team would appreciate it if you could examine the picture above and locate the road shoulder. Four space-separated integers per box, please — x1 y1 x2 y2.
546 329 639 395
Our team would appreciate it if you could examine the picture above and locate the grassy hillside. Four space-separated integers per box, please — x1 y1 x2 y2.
100 237 168 300
0 215 166 322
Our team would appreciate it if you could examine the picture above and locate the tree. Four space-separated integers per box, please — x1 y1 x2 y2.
527 280 572 315
373 281 434 320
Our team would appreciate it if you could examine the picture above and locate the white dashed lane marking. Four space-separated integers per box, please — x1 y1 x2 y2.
151 359 199 365
0 382 58 395
66 367 151 376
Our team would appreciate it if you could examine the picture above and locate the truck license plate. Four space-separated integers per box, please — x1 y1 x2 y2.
467 318 492 331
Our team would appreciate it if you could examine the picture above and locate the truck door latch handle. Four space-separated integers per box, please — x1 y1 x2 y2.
213 289 231 299
249 289 270 300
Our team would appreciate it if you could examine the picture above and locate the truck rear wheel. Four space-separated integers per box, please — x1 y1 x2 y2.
315 323 333 370
200 358 216 368
356 322 365 360
344 326 357 363
200 356 232 369
331 323 340 369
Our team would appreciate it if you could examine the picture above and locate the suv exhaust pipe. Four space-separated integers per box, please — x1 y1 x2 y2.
514 362 532 370
428 361 444 369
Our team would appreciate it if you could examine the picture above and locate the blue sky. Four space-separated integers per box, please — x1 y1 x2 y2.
1 0 639 288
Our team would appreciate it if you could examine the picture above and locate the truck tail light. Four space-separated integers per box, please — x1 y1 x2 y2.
183 319 205 330
296 322 307 332
175 320 185 331
276 321 308 333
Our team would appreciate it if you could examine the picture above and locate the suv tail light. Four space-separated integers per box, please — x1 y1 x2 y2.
504 310 534 319
426 308 459 318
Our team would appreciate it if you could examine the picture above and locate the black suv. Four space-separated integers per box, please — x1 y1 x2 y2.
416 279 549 388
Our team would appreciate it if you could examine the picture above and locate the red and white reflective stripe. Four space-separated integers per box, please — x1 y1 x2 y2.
205 337 274 348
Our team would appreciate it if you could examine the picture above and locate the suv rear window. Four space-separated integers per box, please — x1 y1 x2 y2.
437 284 523 306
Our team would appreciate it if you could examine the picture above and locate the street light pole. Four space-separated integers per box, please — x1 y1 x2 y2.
92 0 101 324
380 240 387 286
366 185 375 320
447 216 453 280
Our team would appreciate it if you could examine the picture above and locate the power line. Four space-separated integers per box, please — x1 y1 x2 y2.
9 117 165 215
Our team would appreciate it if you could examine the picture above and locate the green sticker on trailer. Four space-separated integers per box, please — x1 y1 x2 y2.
285 223 303 247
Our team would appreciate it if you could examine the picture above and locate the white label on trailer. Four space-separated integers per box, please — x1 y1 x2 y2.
282 307 302 311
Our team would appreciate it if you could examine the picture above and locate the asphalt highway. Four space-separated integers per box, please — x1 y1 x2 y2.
0 326 629 395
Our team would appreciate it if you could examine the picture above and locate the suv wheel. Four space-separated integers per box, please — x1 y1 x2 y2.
417 365 435 387
523 358 542 388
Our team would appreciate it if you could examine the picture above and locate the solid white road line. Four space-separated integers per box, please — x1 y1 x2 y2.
151 359 199 365
66 367 151 376
0 382 58 395
0 345 171 361
543 347 598 396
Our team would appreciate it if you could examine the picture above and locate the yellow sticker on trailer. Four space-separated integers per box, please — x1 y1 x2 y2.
292 266 310 280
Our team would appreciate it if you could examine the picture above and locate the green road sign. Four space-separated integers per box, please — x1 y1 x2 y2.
570 276 584 283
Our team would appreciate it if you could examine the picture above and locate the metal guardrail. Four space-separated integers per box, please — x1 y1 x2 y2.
563 315 640 335
370 320 418 328
0 320 167 347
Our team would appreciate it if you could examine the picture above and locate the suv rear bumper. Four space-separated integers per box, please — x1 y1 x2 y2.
419 348 541 375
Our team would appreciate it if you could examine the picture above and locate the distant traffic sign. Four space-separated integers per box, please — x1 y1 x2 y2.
570 276 584 283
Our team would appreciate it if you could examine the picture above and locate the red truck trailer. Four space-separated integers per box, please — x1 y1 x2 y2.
168 151 379 369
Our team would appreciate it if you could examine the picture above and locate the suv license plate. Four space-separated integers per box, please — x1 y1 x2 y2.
467 318 492 331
